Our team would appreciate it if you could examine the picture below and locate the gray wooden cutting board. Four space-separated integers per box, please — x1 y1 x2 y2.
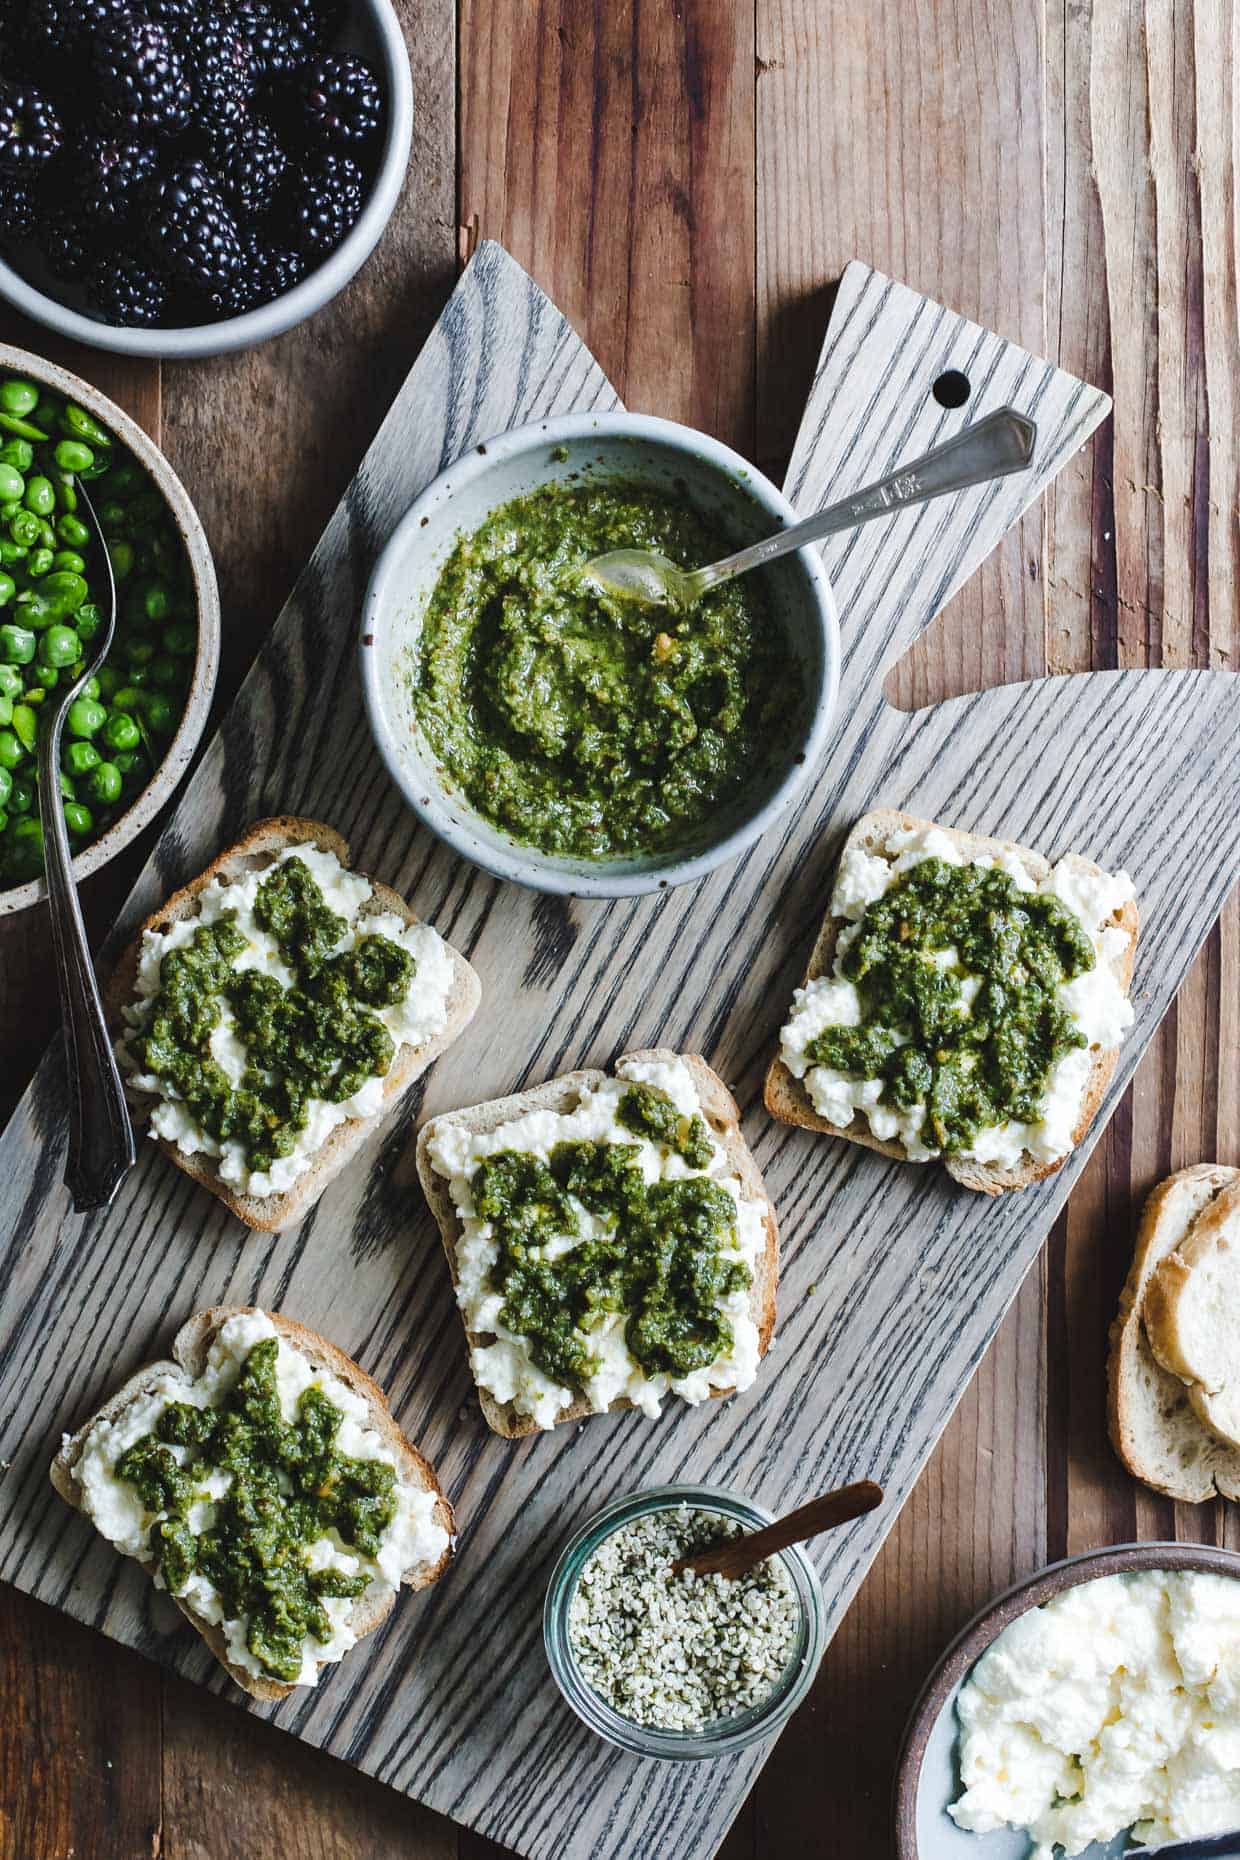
1 243 1237 1860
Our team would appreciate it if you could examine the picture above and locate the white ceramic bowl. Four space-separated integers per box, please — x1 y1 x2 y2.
0 0 413 359
360 411 839 898
894 1542 1240 1860
0 342 220 914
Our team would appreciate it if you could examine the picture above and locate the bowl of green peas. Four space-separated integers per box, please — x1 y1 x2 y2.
0 345 219 914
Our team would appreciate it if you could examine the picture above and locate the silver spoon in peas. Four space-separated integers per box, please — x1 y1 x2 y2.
579 407 1037 610
35 474 135 1213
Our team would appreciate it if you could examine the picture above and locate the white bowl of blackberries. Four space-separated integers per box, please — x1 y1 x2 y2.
0 0 413 355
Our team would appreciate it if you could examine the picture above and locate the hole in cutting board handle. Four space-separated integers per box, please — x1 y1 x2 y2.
932 369 971 409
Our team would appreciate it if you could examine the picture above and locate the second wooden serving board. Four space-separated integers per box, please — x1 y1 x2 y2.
0 243 1237 1860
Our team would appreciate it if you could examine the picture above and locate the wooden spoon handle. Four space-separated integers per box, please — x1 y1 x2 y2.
674 1481 884 1581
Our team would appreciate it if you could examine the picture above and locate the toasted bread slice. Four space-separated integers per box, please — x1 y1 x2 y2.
1144 1177 1240 1448
764 808 1139 1196
1107 1166 1240 1502
416 1049 778 1440
50 1306 455 1700
107 816 481 1232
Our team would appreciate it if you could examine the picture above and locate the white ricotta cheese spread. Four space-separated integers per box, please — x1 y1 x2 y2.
68 1311 450 1686
426 1055 767 1430
950 1569 1240 1858
118 845 455 1197
779 825 1135 1168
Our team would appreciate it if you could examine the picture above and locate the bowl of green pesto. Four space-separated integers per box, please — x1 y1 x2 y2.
360 412 838 896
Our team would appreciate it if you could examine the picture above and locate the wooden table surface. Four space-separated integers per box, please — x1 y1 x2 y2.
1 2 1236 1856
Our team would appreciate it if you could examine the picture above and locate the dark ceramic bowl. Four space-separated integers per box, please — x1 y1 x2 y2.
893 1542 1240 1860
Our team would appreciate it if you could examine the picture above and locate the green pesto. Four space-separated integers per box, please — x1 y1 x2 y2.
133 858 415 1173
472 1136 749 1389
115 1337 396 1684
412 481 796 858
806 857 1097 1154
617 1080 714 1168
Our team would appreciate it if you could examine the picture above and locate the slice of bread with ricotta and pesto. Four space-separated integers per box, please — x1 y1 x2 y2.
1107 1165 1240 1503
764 809 1139 1196
107 816 481 1233
416 1049 778 1440
1141 1175 1240 1453
50 1306 455 1701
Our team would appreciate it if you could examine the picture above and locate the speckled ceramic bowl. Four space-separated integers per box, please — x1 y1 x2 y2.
0 343 220 915
0 0 412 358
360 410 839 898
894 1541 1240 1860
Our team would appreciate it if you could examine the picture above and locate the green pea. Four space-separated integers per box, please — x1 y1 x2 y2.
34 516 54 548
144 693 177 734
108 539 134 581
8 509 40 548
51 551 86 575
75 603 104 642
0 380 38 418
111 750 140 775
52 472 77 513
0 440 33 471
0 767 10 809
0 729 24 769
150 655 181 689
0 540 26 566
27 673 53 695
0 695 9 727
40 571 87 614
162 619 196 655
33 397 58 429
111 684 147 711
124 638 155 668
25 548 54 578
7 776 31 814
140 579 171 623
40 625 81 668
10 818 43 865
52 440 94 474
22 475 54 516
60 405 112 450
14 591 54 630
63 740 100 777
102 711 140 752
63 800 92 835
0 463 24 503
0 572 13 608
80 676 101 701
11 703 36 752
0 665 21 699
66 696 105 737
0 624 35 664
102 459 141 496
87 760 122 805
96 666 119 699
98 500 128 531
55 512 89 548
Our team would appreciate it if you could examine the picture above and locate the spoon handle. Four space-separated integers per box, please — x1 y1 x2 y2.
674 1480 884 1581
690 407 1037 597
36 486 135 1214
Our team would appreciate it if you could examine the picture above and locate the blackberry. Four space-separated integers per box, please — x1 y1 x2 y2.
22 0 127 62
210 115 288 222
71 131 160 226
144 0 202 30
0 178 36 244
283 0 343 50
93 14 193 140
0 85 63 174
39 207 98 280
188 12 254 135
300 54 381 150
151 159 241 293
231 0 312 82
285 151 363 257
88 254 171 325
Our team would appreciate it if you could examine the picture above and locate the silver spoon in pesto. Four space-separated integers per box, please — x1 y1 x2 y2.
579 406 1037 611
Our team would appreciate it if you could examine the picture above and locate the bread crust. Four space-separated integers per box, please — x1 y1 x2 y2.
106 816 481 1232
49 1306 455 1700
416 1049 778 1440
1106 1166 1240 1502
763 808 1140 1196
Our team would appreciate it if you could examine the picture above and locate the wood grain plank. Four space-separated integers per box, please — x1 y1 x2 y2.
1045 0 1240 1577
458 0 756 453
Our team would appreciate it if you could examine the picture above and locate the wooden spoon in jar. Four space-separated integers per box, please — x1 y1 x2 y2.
672 1481 884 1581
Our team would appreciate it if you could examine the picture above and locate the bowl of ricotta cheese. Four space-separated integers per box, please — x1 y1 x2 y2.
895 1543 1240 1860
360 411 838 898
